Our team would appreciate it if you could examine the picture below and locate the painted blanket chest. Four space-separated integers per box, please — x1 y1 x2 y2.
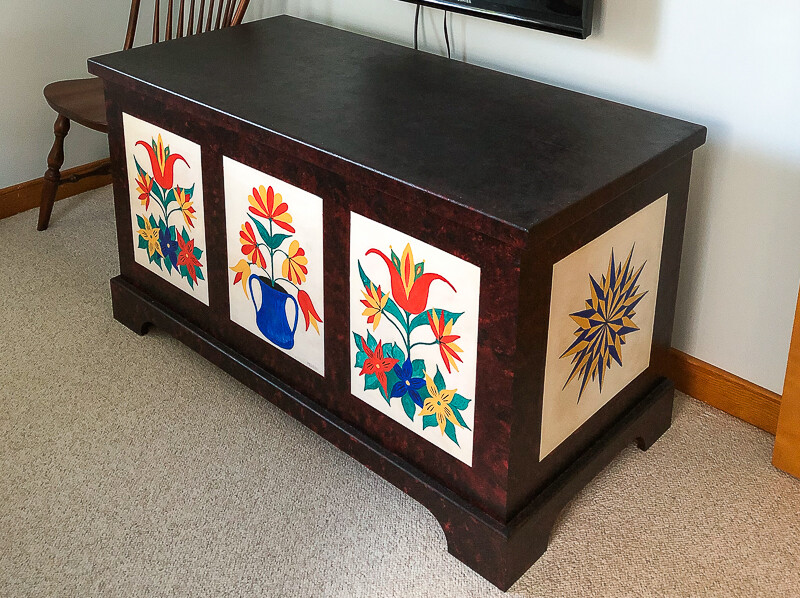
88 16 706 590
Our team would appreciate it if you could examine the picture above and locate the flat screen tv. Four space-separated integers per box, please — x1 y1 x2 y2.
399 0 594 38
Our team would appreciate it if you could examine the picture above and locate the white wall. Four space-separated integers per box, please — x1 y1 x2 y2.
0 1 129 189
0 1 284 190
2 1 798 393
285 0 800 394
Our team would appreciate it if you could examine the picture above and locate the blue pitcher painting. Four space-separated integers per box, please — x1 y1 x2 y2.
248 275 299 349
229 184 323 351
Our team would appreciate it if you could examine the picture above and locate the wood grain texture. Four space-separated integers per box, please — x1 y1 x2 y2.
773 287 800 477
0 159 111 221
667 348 781 434
109 274 676 591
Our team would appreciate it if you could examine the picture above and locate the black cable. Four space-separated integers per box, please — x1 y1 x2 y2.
414 4 421 50
443 10 451 59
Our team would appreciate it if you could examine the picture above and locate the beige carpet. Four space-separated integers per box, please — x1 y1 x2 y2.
1 187 799 598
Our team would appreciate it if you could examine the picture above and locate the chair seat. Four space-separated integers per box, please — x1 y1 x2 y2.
43 77 108 133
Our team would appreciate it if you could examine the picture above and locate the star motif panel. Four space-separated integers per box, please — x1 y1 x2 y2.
540 195 668 460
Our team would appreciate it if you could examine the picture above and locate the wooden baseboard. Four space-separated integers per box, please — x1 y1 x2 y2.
666 348 782 434
0 158 112 221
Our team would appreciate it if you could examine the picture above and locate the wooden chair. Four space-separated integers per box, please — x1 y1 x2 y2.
37 0 251 230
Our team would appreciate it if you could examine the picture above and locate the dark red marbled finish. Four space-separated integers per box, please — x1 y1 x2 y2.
90 17 705 591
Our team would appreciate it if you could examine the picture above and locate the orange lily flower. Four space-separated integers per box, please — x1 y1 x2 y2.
248 185 295 233
135 135 188 190
298 290 323 333
366 244 455 314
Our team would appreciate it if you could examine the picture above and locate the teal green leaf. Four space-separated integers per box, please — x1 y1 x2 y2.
383 369 399 403
184 184 195 199
433 367 445 392
164 256 173 274
366 330 377 351
422 414 438 430
136 214 146 229
357 261 372 289
151 182 164 203
390 248 401 273
247 214 272 246
181 227 190 243
383 297 406 329
444 420 459 446
354 351 367 369
449 393 471 411
412 359 425 379
164 188 177 208
452 409 469 430
148 214 158 228
265 233 291 250
137 237 148 250
390 344 405 363
195 267 205 282
364 373 381 391
401 394 416 421
134 157 147 179
353 333 365 352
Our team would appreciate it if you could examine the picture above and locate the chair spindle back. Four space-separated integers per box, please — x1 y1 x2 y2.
124 0 250 50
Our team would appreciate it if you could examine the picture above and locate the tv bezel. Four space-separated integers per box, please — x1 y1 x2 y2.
398 0 594 39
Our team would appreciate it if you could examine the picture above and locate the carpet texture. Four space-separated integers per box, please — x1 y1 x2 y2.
1 188 799 597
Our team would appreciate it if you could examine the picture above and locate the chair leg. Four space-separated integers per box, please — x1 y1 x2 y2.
37 115 71 231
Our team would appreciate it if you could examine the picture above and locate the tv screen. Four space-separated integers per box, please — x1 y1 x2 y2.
399 0 594 38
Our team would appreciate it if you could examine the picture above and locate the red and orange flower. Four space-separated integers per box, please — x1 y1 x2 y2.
136 134 187 190
248 185 295 233
282 240 308 284
240 222 266 269
177 236 202 284
135 172 153 209
175 187 196 228
428 309 464 373
358 340 399 398
366 244 455 314
361 282 388 331
298 290 323 334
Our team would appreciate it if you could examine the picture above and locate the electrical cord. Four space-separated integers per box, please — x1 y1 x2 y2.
414 3 422 50
443 10 451 58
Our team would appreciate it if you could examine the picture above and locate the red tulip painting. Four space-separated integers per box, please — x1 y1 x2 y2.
224 158 325 376
349 213 481 466
123 114 208 305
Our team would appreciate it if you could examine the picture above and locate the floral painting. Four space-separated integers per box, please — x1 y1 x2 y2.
123 113 208 304
540 195 668 461
350 213 480 466
224 158 325 375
